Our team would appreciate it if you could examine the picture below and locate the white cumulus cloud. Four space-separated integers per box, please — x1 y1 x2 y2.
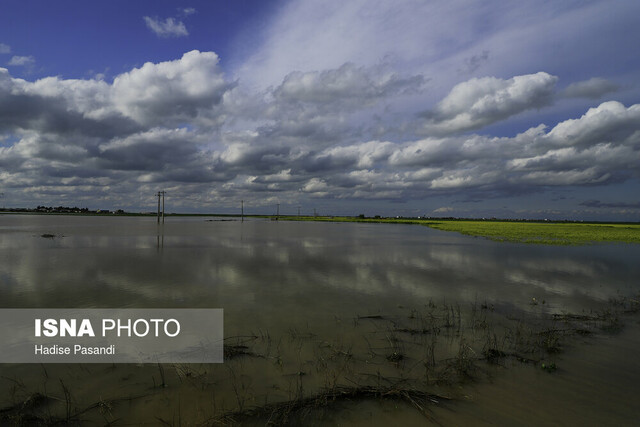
547 101 640 147
423 72 558 134
112 50 231 126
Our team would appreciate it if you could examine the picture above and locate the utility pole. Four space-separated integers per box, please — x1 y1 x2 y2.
276 203 280 219
156 191 166 223
241 200 244 222
297 206 301 216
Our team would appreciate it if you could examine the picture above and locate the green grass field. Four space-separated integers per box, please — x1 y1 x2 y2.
276 216 640 245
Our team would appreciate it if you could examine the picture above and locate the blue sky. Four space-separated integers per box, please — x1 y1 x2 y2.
1 0 639 220
0 0 276 79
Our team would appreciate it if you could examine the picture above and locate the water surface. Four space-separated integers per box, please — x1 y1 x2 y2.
1 214 639 424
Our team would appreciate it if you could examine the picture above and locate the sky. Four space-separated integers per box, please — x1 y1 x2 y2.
1 0 639 220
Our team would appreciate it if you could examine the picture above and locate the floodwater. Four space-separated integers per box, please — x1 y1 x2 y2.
1 214 639 425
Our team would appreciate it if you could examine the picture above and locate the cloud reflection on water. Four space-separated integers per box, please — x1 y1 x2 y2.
0 216 638 330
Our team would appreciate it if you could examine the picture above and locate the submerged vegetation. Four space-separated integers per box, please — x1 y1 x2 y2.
276 216 640 245
2 295 639 425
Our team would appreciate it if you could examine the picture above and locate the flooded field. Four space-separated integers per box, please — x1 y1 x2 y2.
1 214 639 425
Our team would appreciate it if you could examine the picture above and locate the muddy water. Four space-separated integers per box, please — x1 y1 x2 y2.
0 214 639 425
428 318 640 426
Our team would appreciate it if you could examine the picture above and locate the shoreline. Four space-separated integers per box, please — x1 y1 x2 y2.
3 211 640 245
273 215 640 245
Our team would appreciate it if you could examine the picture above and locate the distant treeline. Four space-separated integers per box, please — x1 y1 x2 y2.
1 206 125 214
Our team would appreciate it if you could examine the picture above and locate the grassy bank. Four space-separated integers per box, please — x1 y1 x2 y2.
275 216 640 245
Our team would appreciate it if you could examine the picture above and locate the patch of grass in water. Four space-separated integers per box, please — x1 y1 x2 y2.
423 221 640 245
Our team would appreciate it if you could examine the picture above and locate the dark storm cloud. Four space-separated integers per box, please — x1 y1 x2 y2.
0 70 142 137
580 200 640 209
0 84 138 138
98 128 201 171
